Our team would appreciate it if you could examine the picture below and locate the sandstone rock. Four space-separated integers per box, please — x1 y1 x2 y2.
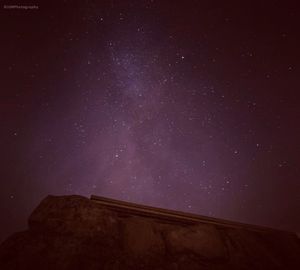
166 224 227 260
29 195 119 237
122 217 165 257
0 195 299 269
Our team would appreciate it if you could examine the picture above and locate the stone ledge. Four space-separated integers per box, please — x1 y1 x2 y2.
90 195 294 233
0 195 299 270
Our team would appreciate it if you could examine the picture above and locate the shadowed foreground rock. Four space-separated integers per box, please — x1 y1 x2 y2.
0 195 299 269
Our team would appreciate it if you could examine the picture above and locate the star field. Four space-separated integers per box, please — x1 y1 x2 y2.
1 1 300 242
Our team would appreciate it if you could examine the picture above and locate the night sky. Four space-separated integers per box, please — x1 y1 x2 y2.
1 1 300 242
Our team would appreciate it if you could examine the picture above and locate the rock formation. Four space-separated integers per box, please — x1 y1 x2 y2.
0 195 299 269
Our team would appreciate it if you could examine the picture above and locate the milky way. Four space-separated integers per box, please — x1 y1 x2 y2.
1 1 300 242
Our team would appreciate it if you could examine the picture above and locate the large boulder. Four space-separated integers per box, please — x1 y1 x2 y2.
0 195 299 269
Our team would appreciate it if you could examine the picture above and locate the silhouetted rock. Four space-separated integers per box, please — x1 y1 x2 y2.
0 195 299 269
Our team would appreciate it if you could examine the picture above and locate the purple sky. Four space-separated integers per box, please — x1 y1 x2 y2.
1 1 300 242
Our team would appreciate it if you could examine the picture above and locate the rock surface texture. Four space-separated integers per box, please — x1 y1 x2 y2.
0 195 299 269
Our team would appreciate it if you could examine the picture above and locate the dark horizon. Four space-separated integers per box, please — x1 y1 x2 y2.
1 1 300 242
